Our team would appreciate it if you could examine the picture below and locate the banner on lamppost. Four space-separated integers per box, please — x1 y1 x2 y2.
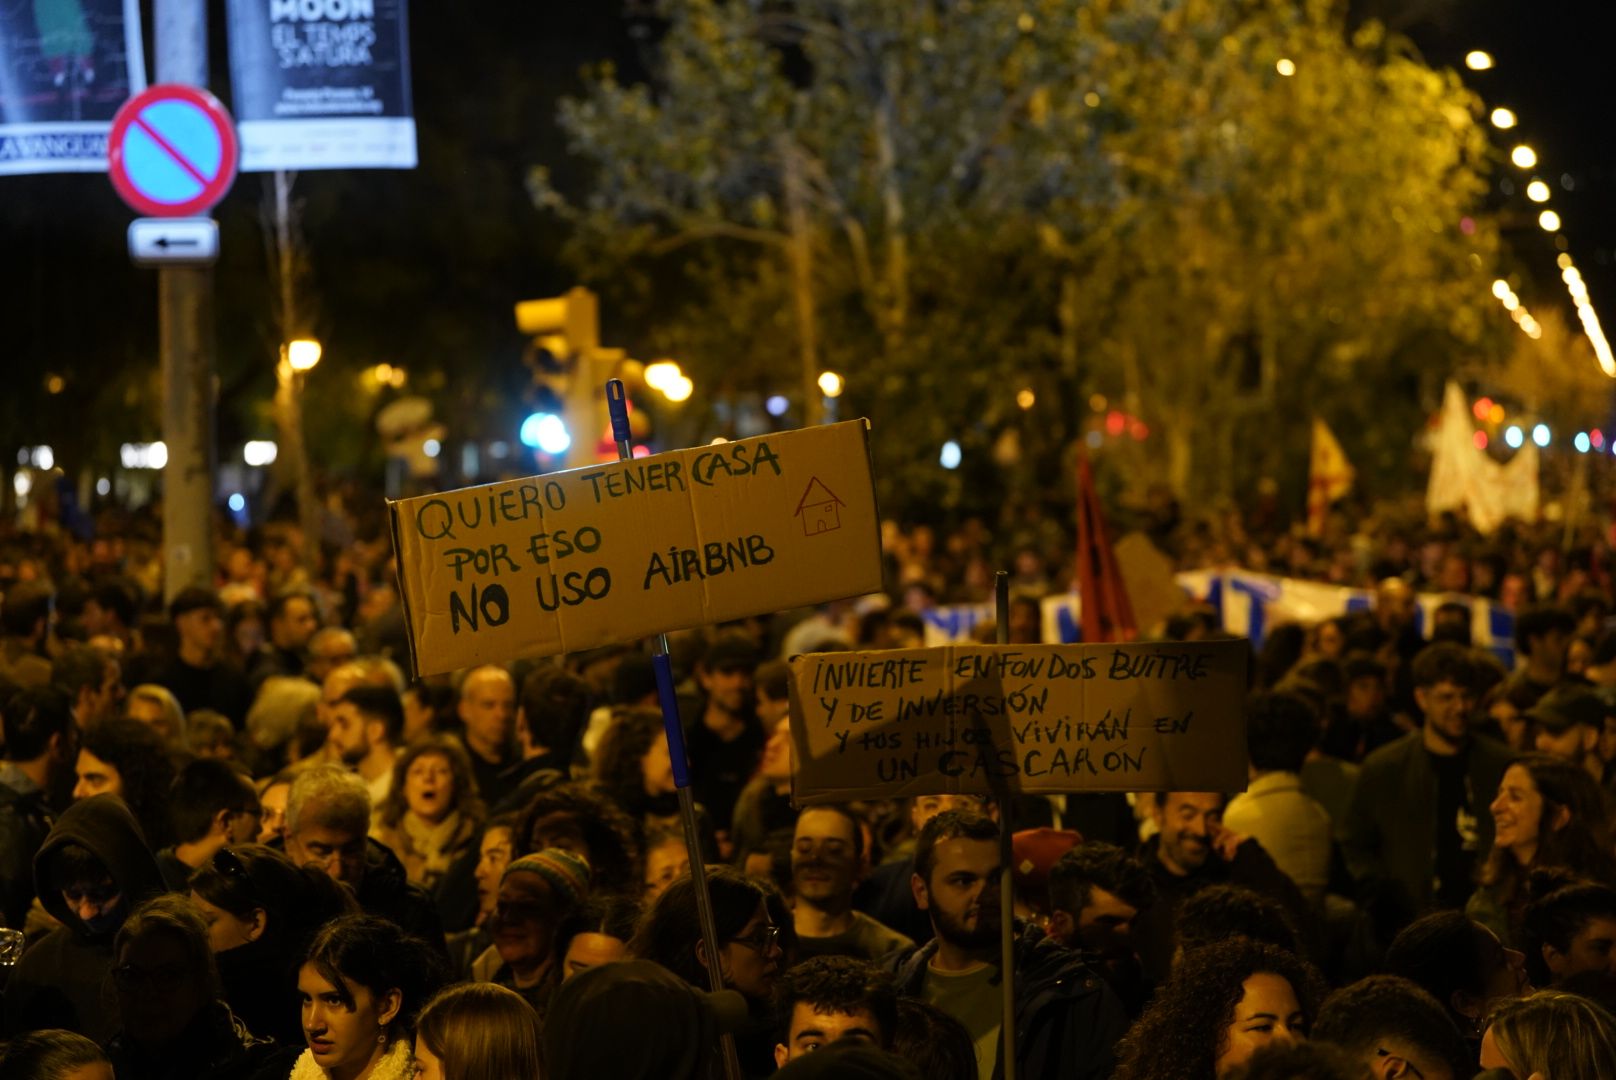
0 0 146 175
225 0 416 171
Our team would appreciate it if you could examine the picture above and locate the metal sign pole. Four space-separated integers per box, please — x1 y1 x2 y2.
607 381 743 1080
995 571 1018 1080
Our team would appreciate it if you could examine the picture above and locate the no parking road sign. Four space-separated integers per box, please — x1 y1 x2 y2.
108 85 239 219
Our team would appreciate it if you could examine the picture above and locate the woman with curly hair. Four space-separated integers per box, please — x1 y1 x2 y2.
515 780 641 897
1480 989 1616 1079
1469 752 1616 947
1113 937 1327 1080
370 735 484 893
591 706 717 859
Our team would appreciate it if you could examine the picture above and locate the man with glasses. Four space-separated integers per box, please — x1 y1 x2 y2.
4 793 166 1041
154 759 261 892
1344 643 1512 918
791 805 912 962
281 764 446 954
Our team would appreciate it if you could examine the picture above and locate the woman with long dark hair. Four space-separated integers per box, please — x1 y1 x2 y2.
630 865 793 1076
290 915 446 1080
592 707 717 859
1469 753 1616 947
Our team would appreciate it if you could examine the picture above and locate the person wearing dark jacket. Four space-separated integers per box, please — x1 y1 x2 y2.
886 810 1126 1080
279 763 447 954
0 686 76 929
188 844 357 1046
1131 790 1315 985
3 793 167 1041
104 894 297 1080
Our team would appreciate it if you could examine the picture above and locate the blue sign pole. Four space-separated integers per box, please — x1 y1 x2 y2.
606 379 742 1080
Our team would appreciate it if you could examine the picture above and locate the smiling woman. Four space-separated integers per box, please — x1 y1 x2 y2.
1468 754 1616 948
1112 937 1327 1080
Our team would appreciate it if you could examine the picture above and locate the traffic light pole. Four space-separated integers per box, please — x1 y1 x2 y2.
155 0 217 600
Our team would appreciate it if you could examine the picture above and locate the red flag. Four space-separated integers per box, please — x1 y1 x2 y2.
1075 453 1138 643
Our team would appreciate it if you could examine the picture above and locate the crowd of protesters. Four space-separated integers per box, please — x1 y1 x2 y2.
4 501 1616 1080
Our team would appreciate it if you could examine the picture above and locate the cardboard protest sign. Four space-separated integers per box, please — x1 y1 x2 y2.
788 641 1248 803
389 421 882 677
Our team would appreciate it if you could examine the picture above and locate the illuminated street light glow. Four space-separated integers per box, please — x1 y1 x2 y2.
1532 423 1550 448
243 441 278 467
644 361 682 391
1504 425 1524 449
1491 279 1511 300
228 493 246 512
285 338 322 372
1464 50 1493 71
1490 107 1516 129
817 371 844 398
1275 58 1296 76
1511 145 1537 169
1016 388 1036 410
1575 432 1592 454
120 442 168 469
765 395 789 417
1526 180 1551 203
664 375 694 403
1539 210 1561 232
939 441 962 469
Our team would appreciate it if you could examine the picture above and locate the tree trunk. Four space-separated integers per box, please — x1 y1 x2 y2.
781 140 824 425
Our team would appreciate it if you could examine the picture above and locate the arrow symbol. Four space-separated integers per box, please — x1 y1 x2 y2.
154 236 201 250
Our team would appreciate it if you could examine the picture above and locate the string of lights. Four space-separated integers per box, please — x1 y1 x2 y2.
1469 50 1614 379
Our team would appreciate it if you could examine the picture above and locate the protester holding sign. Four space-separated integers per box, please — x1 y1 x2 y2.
888 810 1127 1080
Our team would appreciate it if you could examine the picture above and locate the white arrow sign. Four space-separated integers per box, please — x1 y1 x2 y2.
127 218 220 267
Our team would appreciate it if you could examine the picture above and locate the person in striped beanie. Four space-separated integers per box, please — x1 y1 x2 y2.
468 847 591 1025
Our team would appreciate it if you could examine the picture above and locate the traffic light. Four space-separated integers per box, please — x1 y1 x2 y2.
514 287 605 461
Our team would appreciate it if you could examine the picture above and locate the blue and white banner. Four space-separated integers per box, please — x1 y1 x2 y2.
225 0 416 171
0 0 146 175
920 570 1517 668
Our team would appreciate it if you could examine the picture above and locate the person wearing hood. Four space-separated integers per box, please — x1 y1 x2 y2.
280 764 447 956
3 792 166 1040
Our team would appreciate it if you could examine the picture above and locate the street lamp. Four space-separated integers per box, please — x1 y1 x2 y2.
1464 50 1493 71
285 338 322 372
1526 180 1551 203
818 371 844 398
1539 210 1562 232
1489 108 1516 129
1510 145 1537 169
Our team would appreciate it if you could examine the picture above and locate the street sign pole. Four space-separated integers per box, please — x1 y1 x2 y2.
154 0 216 601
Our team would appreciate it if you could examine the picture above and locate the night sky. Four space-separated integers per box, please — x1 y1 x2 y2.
2 1 1613 456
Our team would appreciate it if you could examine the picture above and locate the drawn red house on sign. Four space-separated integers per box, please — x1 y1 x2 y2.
795 477 845 535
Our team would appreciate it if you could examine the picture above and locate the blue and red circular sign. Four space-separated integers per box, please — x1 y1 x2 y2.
108 85 238 218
